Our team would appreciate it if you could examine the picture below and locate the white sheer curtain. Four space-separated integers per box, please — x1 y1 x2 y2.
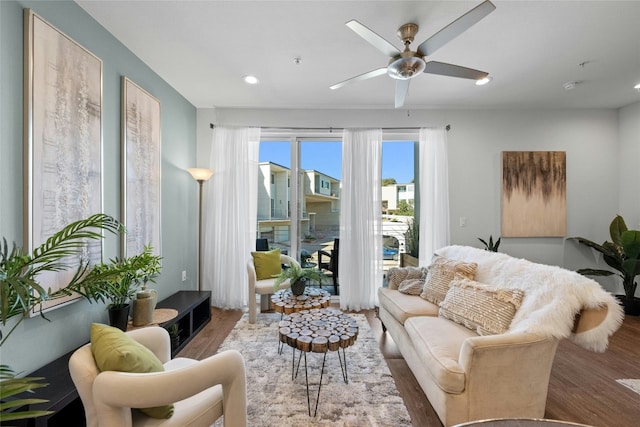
418 127 450 265
202 126 260 308
339 128 383 311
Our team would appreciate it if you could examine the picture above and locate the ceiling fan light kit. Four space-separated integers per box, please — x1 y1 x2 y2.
331 0 496 108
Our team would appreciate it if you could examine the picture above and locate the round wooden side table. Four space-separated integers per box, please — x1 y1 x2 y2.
278 308 358 417
271 287 331 314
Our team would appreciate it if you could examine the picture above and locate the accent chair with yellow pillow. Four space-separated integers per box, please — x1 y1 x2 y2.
247 250 300 323
69 324 248 427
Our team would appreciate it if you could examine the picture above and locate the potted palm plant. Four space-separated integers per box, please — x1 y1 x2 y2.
68 244 162 330
273 262 326 296
571 215 640 315
0 213 122 424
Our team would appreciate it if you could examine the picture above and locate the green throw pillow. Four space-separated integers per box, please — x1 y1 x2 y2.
90 323 174 419
251 248 282 280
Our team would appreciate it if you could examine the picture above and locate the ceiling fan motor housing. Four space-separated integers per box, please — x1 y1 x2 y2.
387 53 426 80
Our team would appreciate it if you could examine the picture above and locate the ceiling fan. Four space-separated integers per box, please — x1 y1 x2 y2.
330 0 496 108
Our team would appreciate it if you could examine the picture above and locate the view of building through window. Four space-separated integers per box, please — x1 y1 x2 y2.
257 139 415 288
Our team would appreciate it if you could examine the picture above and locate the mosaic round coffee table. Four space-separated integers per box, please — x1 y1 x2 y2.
278 308 358 416
270 287 331 314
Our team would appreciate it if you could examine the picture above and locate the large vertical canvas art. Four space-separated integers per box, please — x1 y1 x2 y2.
23 9 103 313
501 151 566 237
121 77 161 257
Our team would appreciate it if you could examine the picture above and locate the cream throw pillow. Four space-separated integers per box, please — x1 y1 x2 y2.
398 279 426 295
439 276 525 335
387 266 427 290
420 255 477 305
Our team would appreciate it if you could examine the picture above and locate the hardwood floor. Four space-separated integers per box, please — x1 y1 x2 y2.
179 306 640 427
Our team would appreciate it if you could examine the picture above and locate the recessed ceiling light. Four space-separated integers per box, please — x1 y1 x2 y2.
243 75 259 85
475 76 492 86
634 82 640 91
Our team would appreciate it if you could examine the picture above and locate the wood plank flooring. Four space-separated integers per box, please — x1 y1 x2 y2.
179 306 640 427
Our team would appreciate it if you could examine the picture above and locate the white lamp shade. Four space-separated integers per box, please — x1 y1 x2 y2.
187 168 214 181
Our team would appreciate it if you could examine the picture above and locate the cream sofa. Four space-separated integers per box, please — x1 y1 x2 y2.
378 245 623 427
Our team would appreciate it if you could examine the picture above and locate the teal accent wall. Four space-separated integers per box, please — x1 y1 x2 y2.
0 0 198 374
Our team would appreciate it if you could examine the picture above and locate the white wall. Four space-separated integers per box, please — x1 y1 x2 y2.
199 107 621 289
619 101 640 225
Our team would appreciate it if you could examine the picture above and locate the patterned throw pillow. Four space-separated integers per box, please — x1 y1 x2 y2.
420 255 477 305
438 276 525 335
387 266 427 290
398 279 426 295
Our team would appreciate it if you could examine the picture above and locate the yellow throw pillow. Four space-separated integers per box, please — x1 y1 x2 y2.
251 248 282 280
438 276 525 335
90 323 174 419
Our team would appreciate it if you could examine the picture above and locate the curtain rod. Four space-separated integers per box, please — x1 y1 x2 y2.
209 123 450 132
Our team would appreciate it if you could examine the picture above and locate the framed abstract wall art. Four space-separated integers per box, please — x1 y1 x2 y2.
501 151 566 237
23 9 103 313
121 77 161 257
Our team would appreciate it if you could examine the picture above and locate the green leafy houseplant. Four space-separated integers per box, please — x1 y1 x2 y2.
273 262 326 295
478 235 501 252
571 215 640 313
61 244 161 331
0 213 122 423
67 244 161 308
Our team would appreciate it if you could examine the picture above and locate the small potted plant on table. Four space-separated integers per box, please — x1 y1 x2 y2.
69 244 162 330
273 262 326 296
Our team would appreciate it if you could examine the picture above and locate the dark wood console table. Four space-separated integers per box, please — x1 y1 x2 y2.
13 290 211 426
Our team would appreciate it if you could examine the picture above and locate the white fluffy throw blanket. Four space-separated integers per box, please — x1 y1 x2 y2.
437 245 624 352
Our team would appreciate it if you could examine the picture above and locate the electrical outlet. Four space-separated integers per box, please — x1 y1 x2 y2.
181 270 187 281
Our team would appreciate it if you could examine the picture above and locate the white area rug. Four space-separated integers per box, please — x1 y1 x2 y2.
214 312 412 426
616 379 640 396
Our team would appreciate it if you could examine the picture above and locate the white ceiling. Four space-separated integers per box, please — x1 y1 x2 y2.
75 0 640 110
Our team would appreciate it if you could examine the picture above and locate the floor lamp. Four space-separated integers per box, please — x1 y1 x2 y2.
187 168 214 291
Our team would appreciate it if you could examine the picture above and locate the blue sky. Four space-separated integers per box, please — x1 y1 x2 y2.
259 140 414 183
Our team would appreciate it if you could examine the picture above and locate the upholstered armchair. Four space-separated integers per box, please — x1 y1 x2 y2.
69 326 247 427
247 253 300 323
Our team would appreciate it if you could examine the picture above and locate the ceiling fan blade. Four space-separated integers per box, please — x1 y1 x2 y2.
424 61 488 80
416 0 496 57
346 20 401 58
330 67 388 90
395 79 410 108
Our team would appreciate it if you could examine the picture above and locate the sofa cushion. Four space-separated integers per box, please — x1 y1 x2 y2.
387 266 427 290
251 248 281 280
439 276 524 335
405 316 477 394
420 255 477 305
378 288 439 325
